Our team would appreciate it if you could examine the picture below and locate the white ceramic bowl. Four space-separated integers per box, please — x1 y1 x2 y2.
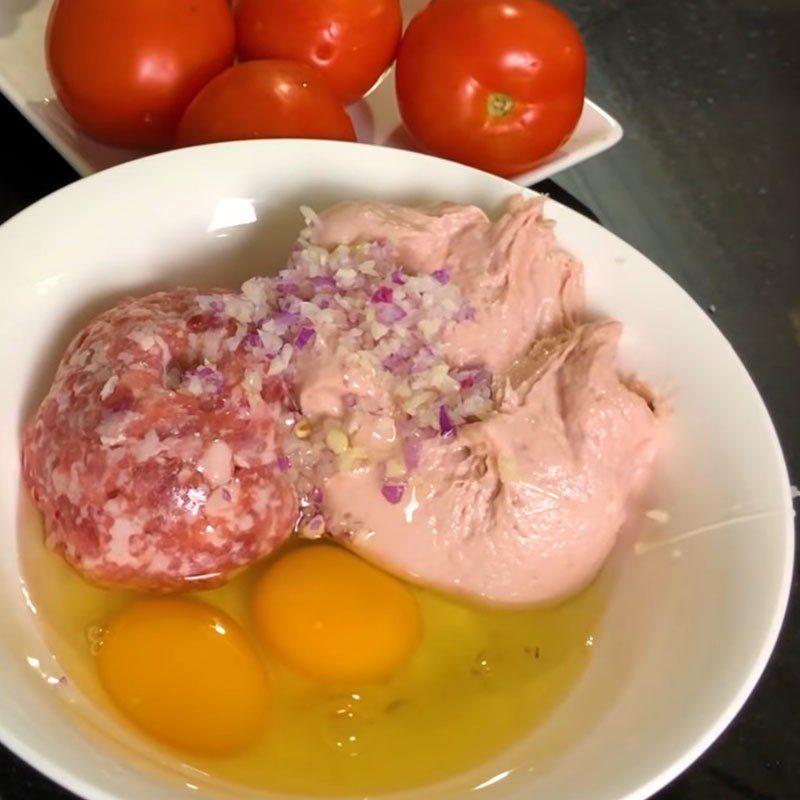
0 141 793 800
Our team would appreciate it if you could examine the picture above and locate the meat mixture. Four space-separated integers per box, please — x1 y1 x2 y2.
22 289 295 591
22 196 658 602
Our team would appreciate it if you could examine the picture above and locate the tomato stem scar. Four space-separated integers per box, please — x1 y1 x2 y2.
486 92 514 117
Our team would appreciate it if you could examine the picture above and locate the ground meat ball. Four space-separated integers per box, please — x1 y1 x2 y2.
22 289 297 591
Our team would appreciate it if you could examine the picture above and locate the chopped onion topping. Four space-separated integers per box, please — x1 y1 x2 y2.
310 275 337 291
241 331 262 350
196 209 497 512
439 405 456 438
371 286 393 304
382 352 409 374
381 482 406 504
375 303 407 325
294 326 315 350
183 364 224 394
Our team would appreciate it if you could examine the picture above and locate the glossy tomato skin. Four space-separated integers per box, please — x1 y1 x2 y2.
395 0 586 177
235 0 402 105
46 0 235 148
176 61 357 147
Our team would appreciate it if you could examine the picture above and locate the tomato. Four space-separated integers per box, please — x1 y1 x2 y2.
46 0 235 148
176 61 356 147
234 0 402 105
395 0 586 177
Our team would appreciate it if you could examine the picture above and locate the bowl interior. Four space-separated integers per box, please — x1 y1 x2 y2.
0 140 792 800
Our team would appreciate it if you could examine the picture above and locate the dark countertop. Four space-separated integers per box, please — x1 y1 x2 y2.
1 0 797 797
555 3 800 794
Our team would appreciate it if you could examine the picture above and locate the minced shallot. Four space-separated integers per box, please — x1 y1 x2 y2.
191 212 494 527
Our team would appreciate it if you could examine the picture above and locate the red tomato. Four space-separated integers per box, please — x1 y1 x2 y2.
46 0 235 149
176 61 356 147
235 0 402 105
395 0 586 177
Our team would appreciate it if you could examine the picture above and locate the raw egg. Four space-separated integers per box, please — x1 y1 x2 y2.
97 598 269 755
253 545 421 683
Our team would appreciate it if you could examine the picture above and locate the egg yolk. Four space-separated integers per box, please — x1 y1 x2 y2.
97 598 269 755
253 545 421 683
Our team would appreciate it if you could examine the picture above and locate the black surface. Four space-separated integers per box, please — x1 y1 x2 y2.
555 1 800 797
1 0 798 795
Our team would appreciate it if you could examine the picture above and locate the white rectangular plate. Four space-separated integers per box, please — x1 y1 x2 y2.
0 0 622 181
